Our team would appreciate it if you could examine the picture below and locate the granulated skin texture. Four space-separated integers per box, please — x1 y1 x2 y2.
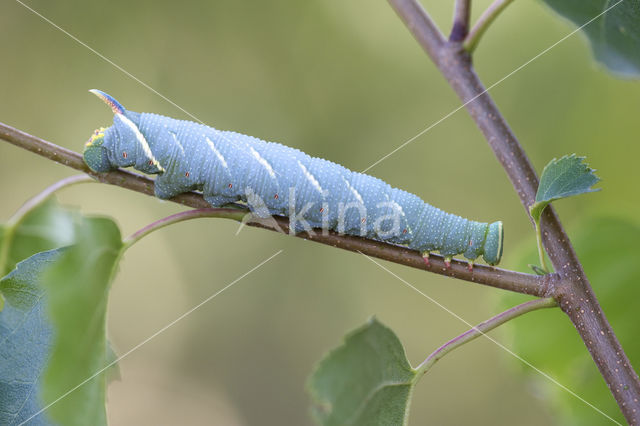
84 90 503 265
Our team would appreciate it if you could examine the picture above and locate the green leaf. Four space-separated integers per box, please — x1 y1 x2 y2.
0 250 60 426
542 0 640 78
40 216 123 426
530 154 600 222
500 216 640 425
0 212 123 426
0 196 79 425
0 198 78 277
307 318 417 426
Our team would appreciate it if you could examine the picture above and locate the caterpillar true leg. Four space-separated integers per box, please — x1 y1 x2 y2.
444 256 452 269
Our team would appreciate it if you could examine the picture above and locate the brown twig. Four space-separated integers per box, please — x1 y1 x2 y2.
0 121 548 297
415 297 558 376
450 0 471 42
387 0 640 422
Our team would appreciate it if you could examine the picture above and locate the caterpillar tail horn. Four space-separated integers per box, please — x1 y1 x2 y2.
89 89 125 114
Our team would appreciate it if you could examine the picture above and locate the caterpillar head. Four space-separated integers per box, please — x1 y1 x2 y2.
483 221 503 265
83 89 164 174
84 127 113 172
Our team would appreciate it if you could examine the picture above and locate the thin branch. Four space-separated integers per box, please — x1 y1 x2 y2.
0 122 212 208
464 0 515 52
122 208 246 250
0 121 548 297
415 297 557 377
450 0 471 42
387 0 640 422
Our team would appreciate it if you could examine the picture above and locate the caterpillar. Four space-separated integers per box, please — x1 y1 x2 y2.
83 90 503 266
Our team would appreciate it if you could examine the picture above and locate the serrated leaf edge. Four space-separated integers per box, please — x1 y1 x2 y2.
306 317 416 425
535 154 601 203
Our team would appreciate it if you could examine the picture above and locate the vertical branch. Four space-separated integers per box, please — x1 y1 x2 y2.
387 0 446 59
387 0 640 422
450 0 471 42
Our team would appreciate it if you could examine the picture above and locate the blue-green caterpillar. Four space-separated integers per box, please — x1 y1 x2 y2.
83 90 503 265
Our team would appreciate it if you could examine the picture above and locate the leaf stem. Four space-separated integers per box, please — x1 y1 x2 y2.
414 297 557 378
7 174 93 227
0 174 94 276
463 0 515 52
122 208 248 251
450 0 471 41
534 220 550 274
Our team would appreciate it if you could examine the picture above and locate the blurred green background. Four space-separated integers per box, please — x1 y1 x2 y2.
1 0 639 424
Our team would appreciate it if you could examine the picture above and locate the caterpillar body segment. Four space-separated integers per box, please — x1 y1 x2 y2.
83 90 503 265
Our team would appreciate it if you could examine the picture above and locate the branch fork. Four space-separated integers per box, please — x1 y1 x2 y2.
387 0 640 422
